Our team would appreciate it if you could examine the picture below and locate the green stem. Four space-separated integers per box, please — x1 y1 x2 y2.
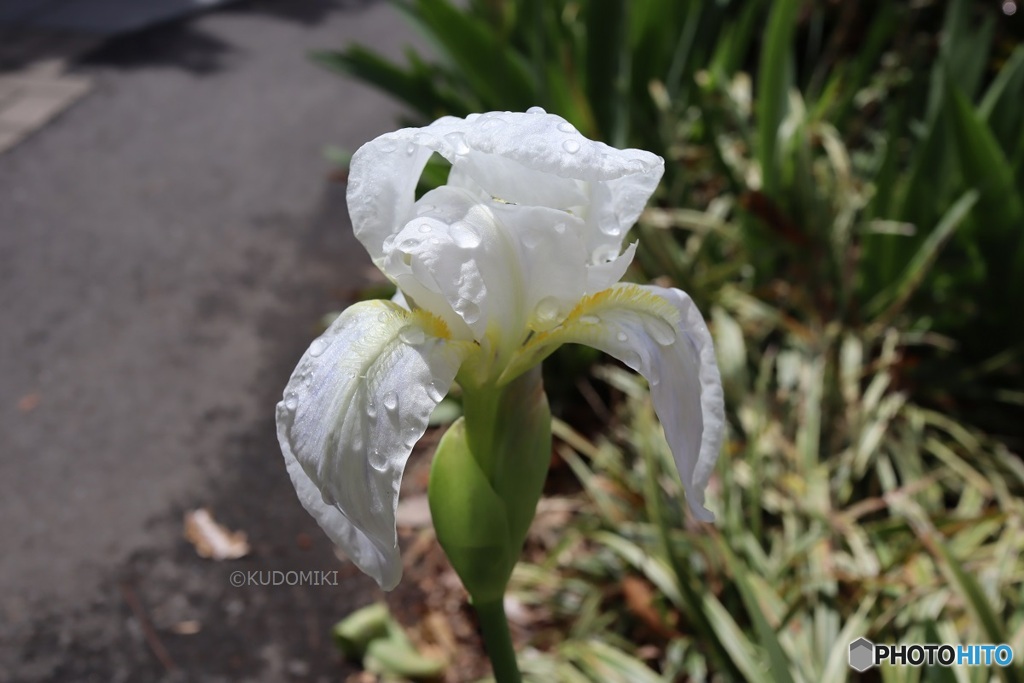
474 599 521 683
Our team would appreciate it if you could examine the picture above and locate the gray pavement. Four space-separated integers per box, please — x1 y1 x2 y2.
0 1 418 680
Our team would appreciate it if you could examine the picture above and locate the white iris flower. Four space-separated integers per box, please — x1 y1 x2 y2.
277 108 724 591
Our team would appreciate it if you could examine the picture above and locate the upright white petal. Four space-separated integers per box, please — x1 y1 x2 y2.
382 185 590 350
347 110 664 271
276 301 471 589
503 284 724 520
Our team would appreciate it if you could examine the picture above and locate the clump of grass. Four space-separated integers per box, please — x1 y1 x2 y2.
505 306 1024 681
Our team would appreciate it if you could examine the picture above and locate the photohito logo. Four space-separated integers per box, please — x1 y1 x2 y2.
849 638 874 672
848 638 1014 670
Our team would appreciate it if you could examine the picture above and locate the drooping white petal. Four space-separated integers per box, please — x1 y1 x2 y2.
347 110 664 270
503 284 724 520
276 300 470 589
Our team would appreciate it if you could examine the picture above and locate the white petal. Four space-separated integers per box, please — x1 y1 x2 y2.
382 186 589 345
586 241 638 293
505 284 724 520
276 300 470 589
347 111 663 269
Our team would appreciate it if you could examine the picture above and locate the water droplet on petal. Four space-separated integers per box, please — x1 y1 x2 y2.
562 139 581 154
398 325 426 345
534 296 561 325
647 318 677 346
579 315 600 325
380 140 397 153
527 106 546 114
400 237 420 251
522 226 542 249
592 244 620 262
321 489 335 506
406 143 416 155
430 237 441 245
554 222 566 234
284 396 298 411
382 234 397 252
383 391 399 412
377 311 390 323
557 121 576 133
308 338 329 357
444 132 471 155
366 402 377 419
426 381 446 402
457 299 481 325
450 221 482 248
616 331 629 343
418 223 432 234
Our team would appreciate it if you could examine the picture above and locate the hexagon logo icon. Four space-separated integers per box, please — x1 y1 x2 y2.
849 638 875 672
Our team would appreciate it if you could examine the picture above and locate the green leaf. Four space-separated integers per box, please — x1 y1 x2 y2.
332 603 391 659
585 0 631 146
717 539 797 683
756 0 798 197
866 190 979 324
395 0 537 111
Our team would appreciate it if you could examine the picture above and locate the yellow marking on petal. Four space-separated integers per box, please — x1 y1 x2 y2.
408 308 453 340
497 284 679 386
565 284 679 324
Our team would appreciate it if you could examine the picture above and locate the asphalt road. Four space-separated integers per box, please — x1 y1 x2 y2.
0 2 417 679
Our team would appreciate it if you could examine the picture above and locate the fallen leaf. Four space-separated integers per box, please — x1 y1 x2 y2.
621 575 678 639
170 620 201 635
17 392 40 413
183 508 249 560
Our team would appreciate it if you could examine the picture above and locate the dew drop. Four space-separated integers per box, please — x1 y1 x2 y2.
579 315 600 325
308 338 329 357
554 222 566 234
418 223 432 234
400 237 420 251
377 311 390 323
383 391 399 412
647 318 677 346
430 237 441 245
527 106 546 114
284 396 298 411
382 234 397 252
426 381 446 402
592 244 620 262
616 331 629 343
522 227 542 249
366 402 377 419
534 296 561 324
380 140 397 153
445 132 471 156
406 143 416 155
398 325 426 345
562 139 581 154
321 490 335 506
450 221 482 248
557 121 576 133
457 300 481 325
